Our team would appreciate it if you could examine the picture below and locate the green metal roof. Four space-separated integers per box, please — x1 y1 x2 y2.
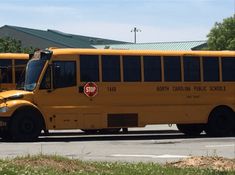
1 25 206 50
94 41 207 50
2 25 127 48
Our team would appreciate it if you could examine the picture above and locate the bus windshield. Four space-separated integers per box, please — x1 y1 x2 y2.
24 59 46 91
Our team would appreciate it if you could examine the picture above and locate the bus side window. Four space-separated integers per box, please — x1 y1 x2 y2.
15 59 28 86
144 56 161 82
183 56 201 82
123 56 141 82
53 61 77 88
0 59 12 83
80 55 99 82
203 57 219 82
102 55 120 82
0 68 7 83
40 66 51 89
222 57 235 81
164 56 181 82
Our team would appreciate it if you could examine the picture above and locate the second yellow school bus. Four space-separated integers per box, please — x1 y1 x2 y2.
0 48 234 141
0 53 29 91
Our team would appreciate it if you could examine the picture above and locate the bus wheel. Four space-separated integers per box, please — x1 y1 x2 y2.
0 129 12 140
10 109 43 141
176 124 204 136
205 107 235 137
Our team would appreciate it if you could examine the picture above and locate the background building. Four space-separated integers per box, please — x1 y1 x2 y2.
94 41 207 50
0 25 127 49
0 25 207 50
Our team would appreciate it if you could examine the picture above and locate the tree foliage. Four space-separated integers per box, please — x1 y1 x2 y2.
0 36 35 53
207 16 235 50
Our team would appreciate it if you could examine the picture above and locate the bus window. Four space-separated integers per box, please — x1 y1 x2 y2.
203 57 219 82
144 56 161 82
222 57 235 81
0 59 12 83
102 55 120 82
123 56 141 82
164 56 181 82
80 55 99 82
40 66 51 89
183 56 200 82
53 61 76 88
15 59 28 86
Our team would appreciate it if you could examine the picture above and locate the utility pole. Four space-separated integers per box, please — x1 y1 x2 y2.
131 27 141 43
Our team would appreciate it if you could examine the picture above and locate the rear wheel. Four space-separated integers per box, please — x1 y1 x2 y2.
9 109 43 141
176 124 205 136
205 107 235 137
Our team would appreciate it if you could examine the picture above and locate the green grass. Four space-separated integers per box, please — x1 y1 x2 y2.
0 155 234 175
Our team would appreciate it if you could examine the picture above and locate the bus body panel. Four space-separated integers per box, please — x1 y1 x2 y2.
32 49 235 130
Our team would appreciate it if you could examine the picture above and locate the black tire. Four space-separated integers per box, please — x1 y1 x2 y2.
0 129 12 140
9 109 43 141
176 124 205 136
205 107 235 137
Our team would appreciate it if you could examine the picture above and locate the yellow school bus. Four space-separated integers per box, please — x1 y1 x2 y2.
0 48 234 141
0 53 29 91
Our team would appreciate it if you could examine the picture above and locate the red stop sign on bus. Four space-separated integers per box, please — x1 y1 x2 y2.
84 82 98 97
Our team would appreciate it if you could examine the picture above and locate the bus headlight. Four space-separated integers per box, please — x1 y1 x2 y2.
0 106 8 113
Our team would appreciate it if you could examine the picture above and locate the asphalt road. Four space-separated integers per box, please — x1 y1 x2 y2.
0 125 234 163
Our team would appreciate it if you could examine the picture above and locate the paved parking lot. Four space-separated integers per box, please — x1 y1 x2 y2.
0 125 234 163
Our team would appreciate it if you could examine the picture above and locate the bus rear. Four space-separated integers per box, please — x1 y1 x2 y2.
0 53 29 91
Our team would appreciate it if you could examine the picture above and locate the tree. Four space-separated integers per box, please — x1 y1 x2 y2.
0 36 35 53
207 16 235 50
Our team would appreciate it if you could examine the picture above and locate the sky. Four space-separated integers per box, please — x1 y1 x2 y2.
0 0 234 43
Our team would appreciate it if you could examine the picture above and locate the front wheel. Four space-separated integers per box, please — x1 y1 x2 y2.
9 109 43 141
0 129 11 140
176 124 205 136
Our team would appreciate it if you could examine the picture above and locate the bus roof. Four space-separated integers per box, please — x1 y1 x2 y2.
49 48 235 57
0 53 29 60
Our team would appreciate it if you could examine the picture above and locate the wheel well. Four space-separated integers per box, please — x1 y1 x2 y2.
208 105 234 122
11 106 46 130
